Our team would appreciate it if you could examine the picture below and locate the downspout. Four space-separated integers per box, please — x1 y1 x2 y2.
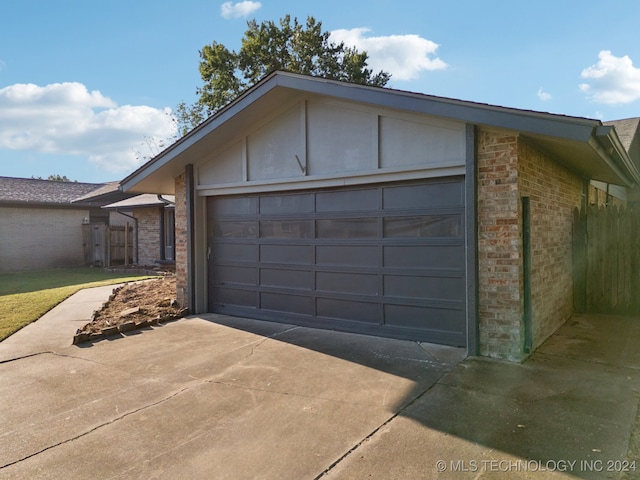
522 197 532 355
159 205 165 261
156 194 174 206
115 209 139 264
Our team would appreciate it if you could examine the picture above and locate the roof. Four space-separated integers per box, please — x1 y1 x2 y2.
103 194 175 210
605 117 640 173
0 176 108 207
605 117 640 150
71 181 136 206
121 71 640 194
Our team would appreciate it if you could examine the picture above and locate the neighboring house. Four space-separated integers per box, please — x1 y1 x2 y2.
120 71 640 361
602 117 640 206
103 194 176 265
0 177 133 272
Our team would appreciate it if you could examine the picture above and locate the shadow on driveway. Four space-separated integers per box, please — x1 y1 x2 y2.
0 312 638 479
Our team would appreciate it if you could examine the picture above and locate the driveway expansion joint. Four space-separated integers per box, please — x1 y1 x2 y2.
0 385 193 471
0 350 55 365
314 367 448 479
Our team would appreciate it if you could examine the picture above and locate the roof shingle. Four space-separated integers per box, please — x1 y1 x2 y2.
0 176 106 206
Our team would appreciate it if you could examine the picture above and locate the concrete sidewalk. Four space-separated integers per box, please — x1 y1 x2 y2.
0 286 639 479
0 284 122 362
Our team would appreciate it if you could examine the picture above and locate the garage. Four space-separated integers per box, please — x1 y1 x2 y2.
207 177 466 346
121 71 640 359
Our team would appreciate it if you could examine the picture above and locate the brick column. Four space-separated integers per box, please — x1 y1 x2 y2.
174 173 188 309
476 129 523 361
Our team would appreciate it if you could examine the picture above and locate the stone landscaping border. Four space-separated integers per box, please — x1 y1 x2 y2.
72 285 188 345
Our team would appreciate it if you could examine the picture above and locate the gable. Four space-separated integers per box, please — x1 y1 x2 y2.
196 95 466 194
122 72 640 195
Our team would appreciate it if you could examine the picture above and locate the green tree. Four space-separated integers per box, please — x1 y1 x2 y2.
31 174 77 182
176 15 390 135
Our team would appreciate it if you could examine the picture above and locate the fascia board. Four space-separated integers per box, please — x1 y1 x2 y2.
274 73 599 142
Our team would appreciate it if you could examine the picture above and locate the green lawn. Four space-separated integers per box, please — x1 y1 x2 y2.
0 267 154 341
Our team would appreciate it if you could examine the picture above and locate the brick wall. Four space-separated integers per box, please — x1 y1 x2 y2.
477 128 583 360
174 173 188 309
476 129 523 360
133 207 161 265
518 139 582 350
0 207 88 272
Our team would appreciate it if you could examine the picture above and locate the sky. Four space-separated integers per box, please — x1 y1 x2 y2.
3 0 640 183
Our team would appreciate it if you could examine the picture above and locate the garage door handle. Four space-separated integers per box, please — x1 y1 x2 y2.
207 247 211 260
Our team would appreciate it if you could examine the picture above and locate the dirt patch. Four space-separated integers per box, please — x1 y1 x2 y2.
75 276 186 343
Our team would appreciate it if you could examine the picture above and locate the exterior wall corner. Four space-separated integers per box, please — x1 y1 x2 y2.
476 128 524 361
174 172 188 309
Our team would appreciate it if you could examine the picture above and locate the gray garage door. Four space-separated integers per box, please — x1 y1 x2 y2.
207 178 467 346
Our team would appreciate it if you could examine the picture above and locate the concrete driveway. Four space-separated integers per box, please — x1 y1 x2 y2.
1 286 639 479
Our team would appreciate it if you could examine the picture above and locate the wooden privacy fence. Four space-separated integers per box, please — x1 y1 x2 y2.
573 206 640 315
83 224 134 267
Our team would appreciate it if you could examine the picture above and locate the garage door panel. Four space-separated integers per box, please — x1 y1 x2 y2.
317 298 380 324
384 245 464 270
316 218 378 239
383 182 463 210
384 275 464 301
211 243 258 262
316 245 379 267
210 196 257 216
260 245 313 265
211 220 257 238
260 193 314 214
261 292 313 315
211 287 256 308
383 214 462 238
316 188 378 212
214 265 257 286
384 304 465 333
259 220 313 239
260 268 314 290
316 271 379 295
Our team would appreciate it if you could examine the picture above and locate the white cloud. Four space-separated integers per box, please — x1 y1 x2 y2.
580 50 640 104
0 82 177 173
537 87 551 101
220 1 261 19
330 28 447 81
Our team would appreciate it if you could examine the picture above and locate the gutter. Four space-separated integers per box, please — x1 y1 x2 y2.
156 194 174 206
593 126 640 187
